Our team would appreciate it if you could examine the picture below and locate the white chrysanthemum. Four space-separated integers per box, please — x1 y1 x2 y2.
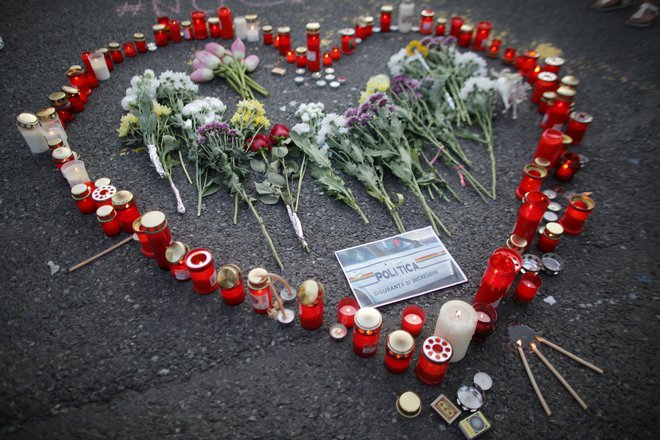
181 97 226 124
453 50 488 77
316 113 347 145
121 95 137 111
292 123 311 134
459 77 496 100
388 48 407 76
295 102 325 121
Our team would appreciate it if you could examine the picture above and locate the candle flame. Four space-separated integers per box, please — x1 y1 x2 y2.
530 342 536 349
516 339 522 347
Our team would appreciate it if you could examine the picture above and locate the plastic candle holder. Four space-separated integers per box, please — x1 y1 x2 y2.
531 71 558 104
337 297 359 328
473 21 492 51
434 300 478 362
353 307 382 358
538 222 564 253
208 17 221 38
533 128 564 166
67 67 91 96
17 113 49 155
380 5 393 32
457 24 473 47
132 217 154 258
474 253 517 307
247 267 272 314
96 205 122 237
306 22 321 72
92 185 117 208
384 330 415 374
111 190 141 233
262 25 273 44
100 48 114 71
322 53 333 67
340 29 356 54
277 27 291 56
153 24 168 46
141 211 173 270
234 16 247 40
554 152 581 182
515 164 548 200
449 16 464 37
512 191 550 250
217 7 234 39
217 264 245 305
514 272 543 303
88 51 110 81
80 51 98 82
134 33 147 53
191 11 208 39
398 0 415 33
295 47 307 67
331 47 341 61
60 160 90 188
419 10 435 35
169 20 182 43
492 247 523 274
181 20 193 40
559 195 595 236
435 18 447 36
298 280 324 330
415 336 452 385
61 86 84 113
286 50 296 63
565 112 593 145
165 241 191 282
71 183 96 215
401 305 426 336
518 50 539 78
471 302 497 343
354 17 367 39
185 249 218 294
502 47 516 64
487 39 502 58
363 16 374 37
122 42 136 57
541 86 575 130
108 42 123 64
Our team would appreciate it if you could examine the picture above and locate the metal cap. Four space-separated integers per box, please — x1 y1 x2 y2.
421 9 436 17
396 391 422 418
544 56 565 67
460 24 473 32
207 17 219 24
570 111 593 124
363 16 374 24
95 177 111 187
47 138 63 149
561 75 579 87
17 113 39 129
262 25 272 32
541 253 564 275
295 46 307 55
298 279 323 305
569 194 596 211
61 85 80 96
354 307 382 331
245 14 257 22
387 330 414 354
533 157 551 169
152 24 165 31
556 85 576 98
381 5 393 12
521 254 542 274
217 264 241 289
35 107 57 121
277 26 291 34
52 147 72 160
523 164 548 179
329 322 348 340
541 91 556 101
108 42 120 50
340 28 355 36
96 205 116 221
112 190 134 206
71 183 90 199
48 91 67 105
140 210 166 229
544 222 564 237
181 20 191 27
305 22 320 32
247 267 269 289
133 32 145 40
536 71 557 83
165 241 189 264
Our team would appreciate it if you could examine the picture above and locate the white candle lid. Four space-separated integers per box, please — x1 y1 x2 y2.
387 330 414 354
354 307 382 331
92 185 117 202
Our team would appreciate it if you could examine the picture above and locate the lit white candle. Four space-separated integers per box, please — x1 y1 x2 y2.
433 300 478 363
88 51 110 81
234 17 248 40
61 160 90 188
246 14 259 42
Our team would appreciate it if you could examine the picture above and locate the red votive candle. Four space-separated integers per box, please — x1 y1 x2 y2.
134 33 147 53
554 152 581 182
108 42 123 64
71 183 96 215
306 22 321 72
502 47 516 64
473 252 517 307
472 21 492 51
273 36 280 48
277 27 291 56
565 112 593 145
471 302 497 343
419 9 435 35
331 47 341 61
111 190 141 233
512 191 550 250
533 128 564 167
340 28 356 54
141 211 173 270
122 42 136 58
541 86 575 130
208 17 221 38
295 47 307 67
355 16 367 39
338 297 359 328
262 25 273 44
384 330 415 374
415 336 452 385
298 280 324 330
528 65 542 85
538 91 555 114
542 56 565 75
449 16 464 38
559 194 595 236
52 147 75 170
99 48 114 71
96 206 122 237
458 24 473 47
492 247 523 274
217 264 245 305
61 86 84 113
169 20 182 43
380 5 393 32
518 50 539 78
153 24 168 46
132 217 154 258
165 241 191 282
185 248 218 294
218 7 234 39
80 51 98 84
487 39 502 58
67 67 91 97
286 50 296 63
515 164 548 200
247 268 272 314
538 222 564 253
401 305 426 336
323 53 333 67
531 71 558 104
91 185 117 208
353 307 382 358
191 11 208 40
515 272 543 303
435 18 447 36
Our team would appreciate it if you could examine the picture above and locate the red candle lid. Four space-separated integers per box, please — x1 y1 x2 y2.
422 336 452 363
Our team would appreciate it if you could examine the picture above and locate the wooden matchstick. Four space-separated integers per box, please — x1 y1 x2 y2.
536 336 604 375
67 235 134 273
531 343 588 410
517 341 552 416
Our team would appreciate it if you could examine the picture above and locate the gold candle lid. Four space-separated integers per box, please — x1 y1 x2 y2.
506 234 527 252
421 9 436 17
134 32 145 40
354 307 382 330
141 211 167 232
561 75 579 88
47 137 63 149
96 205 116 222
52 146 72 160
48 91 68 106
247 267 269 289
460 24 473 32
165 241 189 264
61 85 80 96
245 14 258 22
396 391 422 418
533 157 551 169
36 107 57 121
262 25 273 32
297 279 323 305
181 20 192 27
363 16 374 25
295 46 307 55
544 222 564 238
112 190 135 207
152 24 165 31
71 183 91 199
108 42 121 50
207 17 219 24
217 264 242 289
381 5 393 12
556 85 576 98
277 26 291 34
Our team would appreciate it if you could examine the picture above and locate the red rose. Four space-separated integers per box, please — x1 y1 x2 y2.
269 123 290 145
246 133 271 152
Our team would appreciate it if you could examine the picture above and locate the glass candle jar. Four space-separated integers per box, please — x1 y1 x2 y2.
234 16 247 40
472 21 492 51
531 71 558 104
165 241 191 281
473 253 517 307
565 112 593 145
322 53 333 67
515 272 543 303
398 0 415 33
435 17 447 36
340 28 356 54
71 183 96 214
262 25 273 44
295 47 307 68
108 42 123 64
218 7 234 39
134 33 147 53
512 191 550 250
331 47 341 61
502 47 516 64
471 302 497 343
286 50 296 63
380 5 393 32
506 234 528 254
559 195 595 236
538 222 564 253
542 56 565 75
132 217 154 258
353 307 382 358
66 66 91 97
123 42 136 57
384 330 415 374
533 128 564 166
487 39 502 58
191 11 208 39
277 27 291 56
181 20 193 40
96 205 122 237
246 15 259 42
538 91 555 114
306 22 321 72
217 264 245 305
111 190 141 233
208 17 221 38
554 152 581 182
48 91 74 124
247 268 272 314
401 305 426 336
141 211 173 270
153 24 168 46
168 20 181 43
541 86 575 130
298 279 324 330
61 160 90 188
457 24 473 47
17 113 49 155
337 297 359 328
61 86 84 113
52 147 75 170
88 50 110 81
449 16 464 37
415 336 452 385
100 48 114 71
515 164 548 200
185 248 218 294
419 10 435 35
518 50 539 78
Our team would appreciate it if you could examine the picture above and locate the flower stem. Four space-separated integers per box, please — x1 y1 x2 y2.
242 190 284 270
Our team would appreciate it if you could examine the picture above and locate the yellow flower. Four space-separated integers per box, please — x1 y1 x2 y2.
405 40 429 57
117 113 138 137
231 99 269 131
153 103 172 117
359 74 390 103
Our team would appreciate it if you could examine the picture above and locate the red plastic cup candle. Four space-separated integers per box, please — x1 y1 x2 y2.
449 16 464 37
492 247 523 274
247 268 272 314
554 152 581 182
169 20 182 43
541 86 575 130
80 51 98 83
111 190 141 233
515 272 543 303
49 92 74 124
559 194 595 236
353 307 382 358
435 18 447 36
61 86 84 113
322 53 333 67
108 42 123 64
96 206 122 237
298 279 324 330
538 222 564 253
165 241 191 282
306 22 321 72
515 164 548 200
502 47 516 64
531 71 558 104
331 47 341 61
122 42 136 58
533 128 564 167
401 305 426 336
67 66 91 96
340 28 356 54
487 39 502 58
364 16 374 37
472 21 492 51
538 91 555 114
380 5 393 32
518 50 539 78
71 183 96 215
542 56 565 75
565 112 593 145
217 264 245 305
457 24 473 47
286 50 296 63
134 33 147 53
337 297 359 328
473 253 517 308
208 17 221 38
471 302 497 343
295 47 307 67
528 65 542 85
132 217 154 258
100 48 114 71
191 11 208 39
153 24 168 46
384 330 415 374
217 7 234 39
419 9 435 35
185 248 218 294
512 191 550 250
277 27 291 56
91 185 117 208
355 17 367 39
141 211 173 270
262 25 273 44
415 336 452 385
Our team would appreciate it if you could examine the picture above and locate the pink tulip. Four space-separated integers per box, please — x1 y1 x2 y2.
194 50 221 69
243 54 260 72
204 42 226 58
190 68 214 83
230 38 246 58
192 59 203 69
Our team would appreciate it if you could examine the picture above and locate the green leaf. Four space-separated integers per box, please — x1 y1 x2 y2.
202 183 222 197
267 172 286 188
255 180 274 195
259 194 280 205
250 159 267 173
272 146 288 159
285 160 300 174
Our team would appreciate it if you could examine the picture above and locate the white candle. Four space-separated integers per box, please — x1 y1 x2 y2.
234 17 248 40
246 14 259 42
17 113 49 155
89 51 110 81
398 0 415 33
61 160 90 188
433 300 478 363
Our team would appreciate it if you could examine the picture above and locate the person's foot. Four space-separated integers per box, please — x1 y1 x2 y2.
625 2 659 26
592 0 631 11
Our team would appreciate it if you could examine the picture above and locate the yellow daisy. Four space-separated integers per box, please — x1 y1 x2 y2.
405 40 429 57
